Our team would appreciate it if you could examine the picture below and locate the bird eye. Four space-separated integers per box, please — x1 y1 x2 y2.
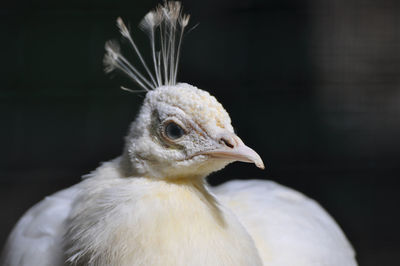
164 121 185 140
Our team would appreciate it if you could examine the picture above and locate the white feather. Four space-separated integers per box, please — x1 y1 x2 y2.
211 180 357 266
116 17 158 88
104 1 191 91
1 161 357 266
1 185 80 266
103 40 152 91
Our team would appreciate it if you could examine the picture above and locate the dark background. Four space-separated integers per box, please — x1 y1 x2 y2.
1 0 399 265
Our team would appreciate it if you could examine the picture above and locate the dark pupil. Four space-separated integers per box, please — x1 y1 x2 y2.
165 122 184 139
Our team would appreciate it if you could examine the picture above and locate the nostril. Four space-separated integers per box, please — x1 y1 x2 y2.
220 137 235 149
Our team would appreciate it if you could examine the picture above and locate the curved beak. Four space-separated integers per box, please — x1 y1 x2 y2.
199 134 265 169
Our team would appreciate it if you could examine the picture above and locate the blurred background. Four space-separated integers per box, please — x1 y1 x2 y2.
1 0 399 264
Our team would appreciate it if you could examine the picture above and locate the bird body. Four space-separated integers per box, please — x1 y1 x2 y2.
2 2 357 265
2 158 356 266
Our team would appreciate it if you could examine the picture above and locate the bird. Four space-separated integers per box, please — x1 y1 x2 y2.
1 2 357 266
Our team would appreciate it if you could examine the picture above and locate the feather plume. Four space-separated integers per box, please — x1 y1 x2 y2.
103 40 152 91
104 1 191 92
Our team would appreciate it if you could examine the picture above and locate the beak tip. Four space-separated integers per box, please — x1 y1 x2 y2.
255 160 265 170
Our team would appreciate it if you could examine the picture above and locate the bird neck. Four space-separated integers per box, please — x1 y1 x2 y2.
120 153 221 219
119 149 211 180
164 177 227 226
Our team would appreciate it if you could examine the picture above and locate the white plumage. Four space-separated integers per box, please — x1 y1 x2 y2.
2 2 357 266
2 160 356 266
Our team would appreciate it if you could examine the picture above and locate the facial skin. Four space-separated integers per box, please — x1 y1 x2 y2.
120 83 264 180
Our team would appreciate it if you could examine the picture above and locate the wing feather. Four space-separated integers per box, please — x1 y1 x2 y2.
1 185 79 266
211 179 357 266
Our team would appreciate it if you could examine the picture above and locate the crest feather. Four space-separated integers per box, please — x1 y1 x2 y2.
103 1 191 92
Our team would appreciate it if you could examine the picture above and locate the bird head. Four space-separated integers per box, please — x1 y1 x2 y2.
105 2 264 179
120 83 264 179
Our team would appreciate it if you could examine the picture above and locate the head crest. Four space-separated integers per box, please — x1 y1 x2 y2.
103 1 191 92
